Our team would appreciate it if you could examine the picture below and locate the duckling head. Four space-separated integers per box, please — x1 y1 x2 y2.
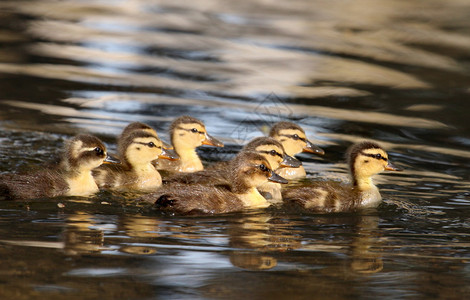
230 151 288 193
119 131 172 168
120 122 173 149
269 121 324 157
64 134 118 172
348 141 402 188
170 116 224 152
243 137 301 170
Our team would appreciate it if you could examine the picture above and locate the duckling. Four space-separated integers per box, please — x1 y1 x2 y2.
93 130 178 192
163 137 299 187
139 152 288 215
242 137 301 202
0 134 118 200
281 141 402 212
242 137 301 170
157 116 224 173
120 121 173 149
269 121 324 180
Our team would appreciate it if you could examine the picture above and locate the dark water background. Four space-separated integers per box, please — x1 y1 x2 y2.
1 0 470 299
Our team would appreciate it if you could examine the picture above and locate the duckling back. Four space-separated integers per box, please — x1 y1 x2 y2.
282 182 363 213
145 183 245 215
0 171 68 201
163 168 227 185
93 164 149 191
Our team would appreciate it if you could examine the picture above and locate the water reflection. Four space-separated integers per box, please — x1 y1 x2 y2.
198 213 387 298
225 213 384 273
349 215 383 274
63 212 106 255
121 214 162 238
228 213 302 251
227 213 301 270
229 252 278 271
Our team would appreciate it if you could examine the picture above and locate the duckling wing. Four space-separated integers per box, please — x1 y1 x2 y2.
282 182 361 213
92 164 136 189
163 169 230 187
0 171 68 200
139 184 244 214
205 160 230 170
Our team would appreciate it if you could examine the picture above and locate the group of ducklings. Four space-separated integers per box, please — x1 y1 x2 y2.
0 116 402 214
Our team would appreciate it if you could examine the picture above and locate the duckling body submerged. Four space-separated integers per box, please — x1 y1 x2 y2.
140 152 287 214
0 134 116 200
282 141 402 212
157 116 223 173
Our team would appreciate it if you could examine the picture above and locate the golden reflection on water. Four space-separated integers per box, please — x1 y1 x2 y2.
122 214 162 238
349 216 383 274
229 252 278 271
63 212 106 255
228 213 302 252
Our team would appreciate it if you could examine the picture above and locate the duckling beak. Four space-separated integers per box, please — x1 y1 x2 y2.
162 140 174 150
385 161 402 171
103 155 121 164
268 171 288 184
202 133 224 147
303 140 325 155
280 154 302 168
159 148 180 161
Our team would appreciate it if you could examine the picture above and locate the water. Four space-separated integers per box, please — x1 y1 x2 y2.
0 0 470 298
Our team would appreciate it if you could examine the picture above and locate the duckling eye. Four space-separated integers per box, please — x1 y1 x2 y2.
148 142 156 148
375 153 382 159
94 147 104 155
270 150 277 156
191 128 198 133
259 164 268 171
293 134 299 140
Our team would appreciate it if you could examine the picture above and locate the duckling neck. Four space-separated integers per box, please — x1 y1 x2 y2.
66 169 99 196
175 147 203 172
133 163 162 190
353 175 376 192
229 172 269 208
238 187 270 209
353 175 382 207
